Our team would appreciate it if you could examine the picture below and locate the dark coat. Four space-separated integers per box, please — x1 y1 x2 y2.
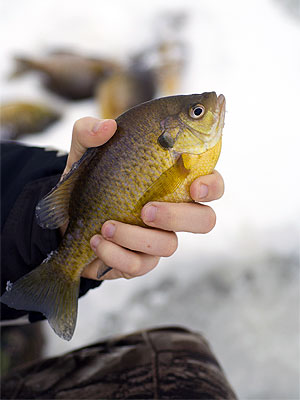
0 142 101 322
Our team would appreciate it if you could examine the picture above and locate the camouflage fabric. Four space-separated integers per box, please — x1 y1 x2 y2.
1 326 237 399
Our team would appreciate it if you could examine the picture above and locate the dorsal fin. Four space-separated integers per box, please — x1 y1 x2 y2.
36 147 97 229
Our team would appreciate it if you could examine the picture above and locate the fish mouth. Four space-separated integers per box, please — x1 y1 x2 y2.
215 93 226 137
217 94 226 110
216 94 226 124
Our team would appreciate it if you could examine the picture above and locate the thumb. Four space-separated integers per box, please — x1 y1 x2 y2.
66 117 117 173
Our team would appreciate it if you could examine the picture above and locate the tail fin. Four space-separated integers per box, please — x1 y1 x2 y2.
0 261 80 341
8 57 37 80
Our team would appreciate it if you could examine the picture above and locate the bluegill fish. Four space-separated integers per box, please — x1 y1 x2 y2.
0 102 60 140
0 93 226 340
10 51 120 100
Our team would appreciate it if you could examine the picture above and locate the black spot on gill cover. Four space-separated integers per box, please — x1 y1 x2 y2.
158 133 175 149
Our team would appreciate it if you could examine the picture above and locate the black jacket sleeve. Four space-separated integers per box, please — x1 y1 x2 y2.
1 142 102 322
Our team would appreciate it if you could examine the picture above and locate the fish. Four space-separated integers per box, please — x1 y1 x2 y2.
0 102 61 140
97 65 157 119
0 92 226 341
154 39 185 96
10 51 120 100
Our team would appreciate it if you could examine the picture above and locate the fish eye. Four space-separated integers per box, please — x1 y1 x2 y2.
189 104 205 119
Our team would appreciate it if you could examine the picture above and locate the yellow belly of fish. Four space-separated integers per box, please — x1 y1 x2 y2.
157 137 222 203
126 138 222 226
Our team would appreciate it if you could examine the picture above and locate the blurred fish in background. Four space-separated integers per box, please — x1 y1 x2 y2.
9 50 121 100
0 101 61 140
97 11 187 119
152 11 187 96
96 62 157 119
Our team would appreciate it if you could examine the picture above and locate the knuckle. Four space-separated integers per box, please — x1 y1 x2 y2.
92 238 113 262
73 117 85 131
72 117 93 136
121 272 134 280
161 206 177 230
94 242 105 259
126 256 142 276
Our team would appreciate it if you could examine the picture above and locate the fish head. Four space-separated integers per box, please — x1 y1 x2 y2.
158 92 225 155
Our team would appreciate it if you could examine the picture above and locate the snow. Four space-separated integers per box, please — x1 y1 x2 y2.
1 0 299 398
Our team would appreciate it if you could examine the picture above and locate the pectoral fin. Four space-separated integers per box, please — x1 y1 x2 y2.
133 155 189 214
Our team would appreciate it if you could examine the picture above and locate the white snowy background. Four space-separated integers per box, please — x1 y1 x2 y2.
1 0 299 398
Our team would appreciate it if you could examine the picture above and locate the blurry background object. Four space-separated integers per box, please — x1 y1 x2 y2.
1 326 237 399
273 0 300 20
97 11 187 119
0 101 61 140
97 63 157 119
154 38 186 96
152 11 187 96
0 324 44 378
9 51 120 100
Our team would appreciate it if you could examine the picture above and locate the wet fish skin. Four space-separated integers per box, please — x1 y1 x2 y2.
0 93 225 340
0 102 61 140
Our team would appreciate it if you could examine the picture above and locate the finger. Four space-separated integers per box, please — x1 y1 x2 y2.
82 257 136 280
66 117 117 172
86 235 160 279
190 170 225 202
101 220 178 257
81 257 115 280
141 202 216 233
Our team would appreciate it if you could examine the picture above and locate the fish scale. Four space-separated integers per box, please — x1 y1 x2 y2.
0 93 225 340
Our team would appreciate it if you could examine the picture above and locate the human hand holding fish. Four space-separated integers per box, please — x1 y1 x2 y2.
62 116 224 281
1 93 225 340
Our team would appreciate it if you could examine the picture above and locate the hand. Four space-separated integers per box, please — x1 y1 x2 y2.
59 117 117 235
61 117 117 177
63 117 224 281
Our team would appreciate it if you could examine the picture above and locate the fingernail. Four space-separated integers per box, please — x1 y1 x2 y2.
92 120 109 134
102 222 115 238
90 235 102 251
142 205 157 222
198 184 208 199
97 264 112 280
